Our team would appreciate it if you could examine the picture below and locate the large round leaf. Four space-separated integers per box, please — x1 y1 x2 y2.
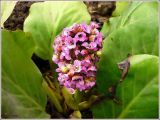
24 1 91 60
96 1 158 93
1 1 17 28
112 1 129 17
92 54 158 118
2 30 49 118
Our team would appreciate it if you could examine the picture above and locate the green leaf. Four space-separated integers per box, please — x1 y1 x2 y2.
1 1 17 28
102 1 158 36
97 1 158 93
2 30 49 118
92 54 158 118
112 2 129 17
24 1 90 60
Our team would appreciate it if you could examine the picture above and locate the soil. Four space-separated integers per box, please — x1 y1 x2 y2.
3 1 116 119
4 1 37 30
84 1 116 23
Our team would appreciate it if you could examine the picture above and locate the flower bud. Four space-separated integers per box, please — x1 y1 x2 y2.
66 64 72 69
96 50 102 57
52 54 58 63
89 35 96 42
61 66 68 73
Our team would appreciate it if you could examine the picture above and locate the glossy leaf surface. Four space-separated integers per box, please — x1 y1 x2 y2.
1 1 17 27
2 30 49 118
92 55 158 118
97 1 158 93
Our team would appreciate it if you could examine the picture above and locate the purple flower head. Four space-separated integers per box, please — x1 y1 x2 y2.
81 23 91 34
89 35 96 42
53 45 62 54
60 47 71 60
71 76 85 91
56 62 68 73
72 75 83 81
71 24 80 31
81 77 96 90
65 36 76 49
81 49 88 55
87 71 96 77
75 49 80 56
64 80 72 88
52 54 59 64
82 42 98 51
62 28 71 37
88 66 97 73
55 36 63 44
86 81 96 88
91 28 99 35
80 59 91 73
73 60 82 73
90 22 100 29
58 73 69 85
76 80 85 91
52 22 104 94
75 32 87 42
94 33 103 47
74 46 81 56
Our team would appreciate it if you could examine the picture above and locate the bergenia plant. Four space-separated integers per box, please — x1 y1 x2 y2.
1 1 158 119
52 22 103 94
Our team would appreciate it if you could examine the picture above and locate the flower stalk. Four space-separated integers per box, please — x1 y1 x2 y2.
42 80 63 113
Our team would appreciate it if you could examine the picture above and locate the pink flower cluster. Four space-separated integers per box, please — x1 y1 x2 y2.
52 22 103 94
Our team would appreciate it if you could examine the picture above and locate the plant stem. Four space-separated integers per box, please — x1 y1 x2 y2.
42 80 63 113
